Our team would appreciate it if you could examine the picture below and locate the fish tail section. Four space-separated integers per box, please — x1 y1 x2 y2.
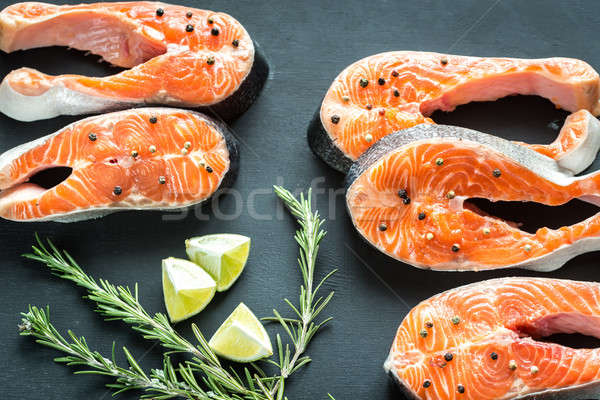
0 118 103 191
511 339 600 394
526 110 600 174
0 127 60 190
0 68 59 121
0 161 128 221
0 66 155 121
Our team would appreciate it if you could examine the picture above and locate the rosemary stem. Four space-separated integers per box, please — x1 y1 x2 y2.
21 306 198 399
269 187 331 399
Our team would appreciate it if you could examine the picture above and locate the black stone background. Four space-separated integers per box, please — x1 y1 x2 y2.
1 0 600 398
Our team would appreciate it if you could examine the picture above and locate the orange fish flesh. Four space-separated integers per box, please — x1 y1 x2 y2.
0 2 268 121
309 51 600 172
385 277 600 400
346 123 600 271
0 108 237 222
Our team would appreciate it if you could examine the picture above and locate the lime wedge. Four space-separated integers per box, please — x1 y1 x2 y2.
185 234 251 292
208 303 273 362
162 257 216 323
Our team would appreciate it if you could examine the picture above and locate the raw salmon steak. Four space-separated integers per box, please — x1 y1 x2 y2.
385 277 600 400
0 108 238 222
309 51 600 172
345 123 600 271
0 2 268 121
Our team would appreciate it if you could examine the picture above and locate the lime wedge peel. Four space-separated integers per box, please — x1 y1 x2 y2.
162 257 217 323
185 234 251 292
208 302 273 363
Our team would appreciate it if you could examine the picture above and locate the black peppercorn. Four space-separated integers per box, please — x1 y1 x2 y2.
156 8 164 16
149 116 157 124
186 24 194 32
113 186 122 196
211 27 219 36
378 77 385 85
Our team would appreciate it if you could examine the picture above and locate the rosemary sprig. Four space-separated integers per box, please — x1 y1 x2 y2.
18 187 335 399
267 186 337 398
20 306 207 399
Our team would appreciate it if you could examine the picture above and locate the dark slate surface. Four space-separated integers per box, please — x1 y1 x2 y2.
2 0 600 399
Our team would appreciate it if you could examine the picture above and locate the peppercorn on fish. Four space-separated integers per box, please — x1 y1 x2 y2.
0 1 268 121
0 108 238 222
346 123 600 271
385 277 600 400
309 51 600 172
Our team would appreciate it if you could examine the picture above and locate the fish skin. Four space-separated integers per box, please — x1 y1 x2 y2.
345 123 600 271
307 105 353 172
0 2 268 121
0 108 238 222
309 51 600 172
385 278 600 400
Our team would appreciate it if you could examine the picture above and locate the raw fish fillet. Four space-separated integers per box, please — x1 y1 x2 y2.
0 2 268 121
0 108 238 222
